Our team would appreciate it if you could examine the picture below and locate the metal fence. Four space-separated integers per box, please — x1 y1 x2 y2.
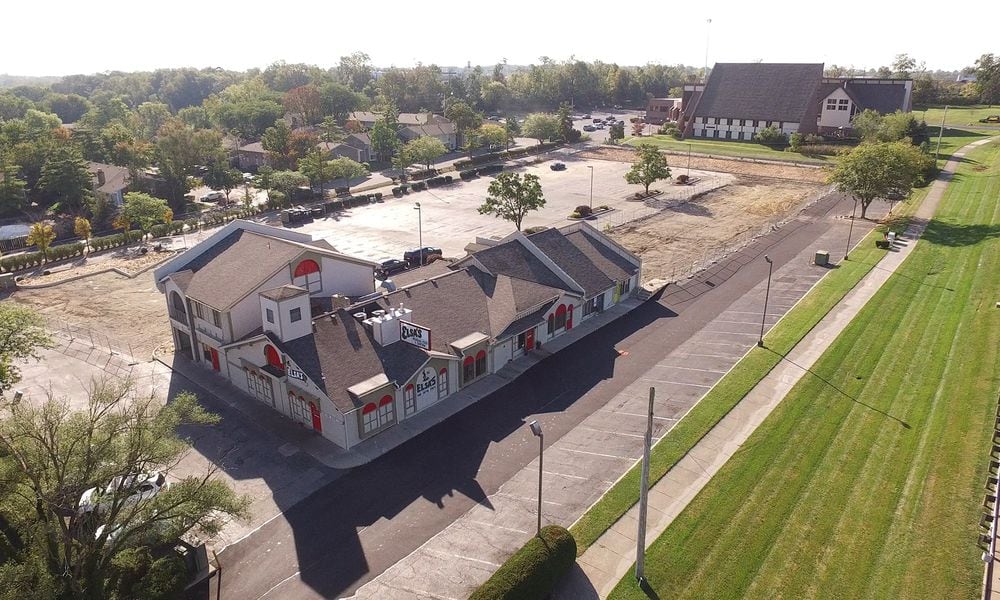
46 317 136 362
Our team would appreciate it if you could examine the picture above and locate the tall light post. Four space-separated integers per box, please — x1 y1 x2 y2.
844 197 858 261
758 255 773 348
587 166 594 209
413 202 423 267
934 105 949 161
528 420 544 536
687 142 692 178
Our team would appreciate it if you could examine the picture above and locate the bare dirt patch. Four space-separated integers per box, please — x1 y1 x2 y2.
579 146 830 184
15 249 175 285
11 269 172 361
611 176 825 281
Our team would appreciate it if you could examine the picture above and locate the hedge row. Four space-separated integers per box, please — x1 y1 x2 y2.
90 231 142 252
453 142 561 170
469 525 576 600
1 251 45 272
46 242 86 262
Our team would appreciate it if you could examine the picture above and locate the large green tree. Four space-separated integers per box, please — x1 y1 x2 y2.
202 160 243 204
625 144 671 194
319 82 367 123
154 119 224 208
0 303 52 393
478 172 545 231
369 113 400 164
520 113 561 144
120 192 170 238
828 141 928 219
403 136 447 171
973 53 1000 104
298 148 336 197
0 155 28 215
0 378 249 600
38 144 92 213
444 100 482 147
329 156 369 192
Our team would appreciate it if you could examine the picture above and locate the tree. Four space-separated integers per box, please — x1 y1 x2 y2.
973 53 1000 104
404 136 447 171
478 123 507 150
891 54 918 79
155 119 224 209
38 144 93 214
0 378 249 599
0 303 52 393
625 144 671 194
267 170 309 201
828 141 925 219
74 216 92 251
135 102 172 140
329 157 369 192
478 172 545 231
120 192 170 239
261 121 293 169
608 122 625 144
444 100 483 147
202 160 242 204
298 148 336 197
283 85 323 126
318 116 346 143
556 102 579 143
851 109 884 142
520 113 561 144
27 221 56 262
337 51 374 92
318 82 367 123
369 112 400 164
0 155 28 215
504 117 520 150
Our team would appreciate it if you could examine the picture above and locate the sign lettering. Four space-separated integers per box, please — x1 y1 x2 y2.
400 320 431 350
415 367 437 401
287 367 306 381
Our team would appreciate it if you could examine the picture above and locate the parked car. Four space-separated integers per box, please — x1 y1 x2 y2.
582 113 592 119
376 258 408 278
550 162 567 171
594 122 605 129
403 247 443 266
605 115 616 121
592 118 603 124
79 472 167 516
980 115 1000 123
583 125 596 132
200 191 224 202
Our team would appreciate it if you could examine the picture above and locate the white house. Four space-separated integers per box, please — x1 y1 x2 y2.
155 221 640 450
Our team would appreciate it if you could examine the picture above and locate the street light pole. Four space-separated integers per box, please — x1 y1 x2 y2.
687 143 692 178
758 255 773 347
934 105 949 162
587 166 594 209
528 420 544 536
414 202 423 266
844 197 858 260
635 387 655 582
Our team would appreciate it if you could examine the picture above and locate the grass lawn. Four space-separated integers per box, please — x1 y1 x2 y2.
926 127 990 165
569 198 923 554
609 139 1000 600
918 105 1000 129
622 135 829 164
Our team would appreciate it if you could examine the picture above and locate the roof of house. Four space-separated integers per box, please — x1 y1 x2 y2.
344 133 371 148
562 229 639 282
843 81 908 115
694 63 825 123
348 112 447 126
86 162 129 194
240 141 266 153
525 228 615 297
388 260 454 288
400 123 457 140
260 284 308 302
461 239 571 292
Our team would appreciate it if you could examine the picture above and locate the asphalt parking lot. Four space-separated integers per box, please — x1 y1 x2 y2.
571 108 646 143
262 153 730 266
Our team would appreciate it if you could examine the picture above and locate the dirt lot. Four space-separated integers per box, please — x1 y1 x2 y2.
578 146 830 184
579 147 828 281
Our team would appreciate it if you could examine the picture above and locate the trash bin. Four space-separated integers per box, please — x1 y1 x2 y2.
814 250 830 266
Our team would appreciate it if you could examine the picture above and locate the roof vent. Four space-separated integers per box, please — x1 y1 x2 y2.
373 309 386 318
353 312 367 321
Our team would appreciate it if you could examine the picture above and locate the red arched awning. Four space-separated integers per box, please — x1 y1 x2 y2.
463 356 475 366
362 403 377 414
555 304 567 318
439 367 448 375
264 345 282 369
293 259 320 278
405 384 414 391
475 350 486 360
379 395 394 406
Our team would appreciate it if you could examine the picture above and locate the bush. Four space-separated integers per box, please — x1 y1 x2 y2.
184 218 199 232
575 205 592 217
46 242 85 262
795 144 848 157
789 132 804 151
469 525 576 600
676 174 690 184
169 220 185 235
569 211 582 219
524 226 549 234
412 181 427 192
755 125 788 146
149 224 170 239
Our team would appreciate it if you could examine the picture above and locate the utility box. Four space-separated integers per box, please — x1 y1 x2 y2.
815 250 830 267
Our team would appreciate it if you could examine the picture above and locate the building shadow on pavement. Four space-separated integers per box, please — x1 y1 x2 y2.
180 299 678 599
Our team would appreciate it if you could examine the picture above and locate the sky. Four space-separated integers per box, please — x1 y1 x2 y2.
3 0 993 77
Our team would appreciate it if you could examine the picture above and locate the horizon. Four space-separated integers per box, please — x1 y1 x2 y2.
2 0 993 78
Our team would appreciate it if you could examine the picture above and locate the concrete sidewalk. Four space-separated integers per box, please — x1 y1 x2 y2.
557 137 996 599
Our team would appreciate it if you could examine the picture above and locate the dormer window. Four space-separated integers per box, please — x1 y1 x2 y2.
293 259 322 293
290 308 302 322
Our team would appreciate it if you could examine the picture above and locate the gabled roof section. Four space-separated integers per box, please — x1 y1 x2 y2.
562 229 639 283
459 238 573 292
86 162 129 194
525 228 615 297
694 63 824 123
844 80 908 114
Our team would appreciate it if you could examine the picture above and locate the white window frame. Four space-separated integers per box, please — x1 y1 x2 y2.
362 408 379 433
378 399 394 425
438 369 448 400
404 386 416 416
290 307 302 322
266 308 274 324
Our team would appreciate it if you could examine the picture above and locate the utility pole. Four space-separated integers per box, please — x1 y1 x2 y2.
704 19 712 81
635 387 655 582
934 105 949 161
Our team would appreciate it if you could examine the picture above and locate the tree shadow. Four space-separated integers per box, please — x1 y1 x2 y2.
664 200 712 218
921 220 1000 248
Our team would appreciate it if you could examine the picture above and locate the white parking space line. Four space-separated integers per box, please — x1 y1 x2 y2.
703 330 761 336
606 410 679 421
579 425 648 439
654 365 728 374
495 492 565 507
466 520 530 535
724 310 787 317
542 470 590 481
424 548 500 568
675 352 742 360
641 378 713 388
560 447 635 461
714 319 773 326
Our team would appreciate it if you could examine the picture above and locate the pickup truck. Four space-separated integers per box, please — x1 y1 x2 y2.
979 115 1000 123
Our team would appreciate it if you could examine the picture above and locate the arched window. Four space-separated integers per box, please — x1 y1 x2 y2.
362 402 379 433
293 259 321 293
554 304 567 331
404 384 416 416
378 394 395 426
170 291 186 315
463 356 475 384
475 350 487 377
547 314 554 335
566 304 574 330
438 367 449 400
264 345 283 371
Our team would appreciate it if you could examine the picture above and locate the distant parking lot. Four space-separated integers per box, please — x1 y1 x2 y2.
263 152 731 265
571 108 646 143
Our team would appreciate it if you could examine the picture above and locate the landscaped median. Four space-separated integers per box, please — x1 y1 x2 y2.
569 203 919 555
468 525 576 600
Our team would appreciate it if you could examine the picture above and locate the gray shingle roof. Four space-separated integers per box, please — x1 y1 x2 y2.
466 240 571 291
525 229 615 297
695 63 824 123
86 162 128 194
562 230 639 284
844 81 908 115
260 285 308 301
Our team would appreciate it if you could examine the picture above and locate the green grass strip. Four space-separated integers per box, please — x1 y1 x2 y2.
608 139 1000 599
569 201 918 555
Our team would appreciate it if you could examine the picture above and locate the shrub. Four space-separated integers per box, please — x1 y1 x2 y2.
597 205 609 210
789 132 804 151
676 174 690 184
796 144 848 157
169 220 185 235
575 205 592 217
755 125 788 146
184 218 199 232
569 211 582 218
149 224 171 238
469 525 576 600
524 226 549 234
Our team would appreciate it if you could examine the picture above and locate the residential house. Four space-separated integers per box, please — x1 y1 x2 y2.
645 98 681 125
155 220 640 450
317 133 372 164
86 162 129 207
676 63 913 140
238 141 270 171
398 123 458 151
